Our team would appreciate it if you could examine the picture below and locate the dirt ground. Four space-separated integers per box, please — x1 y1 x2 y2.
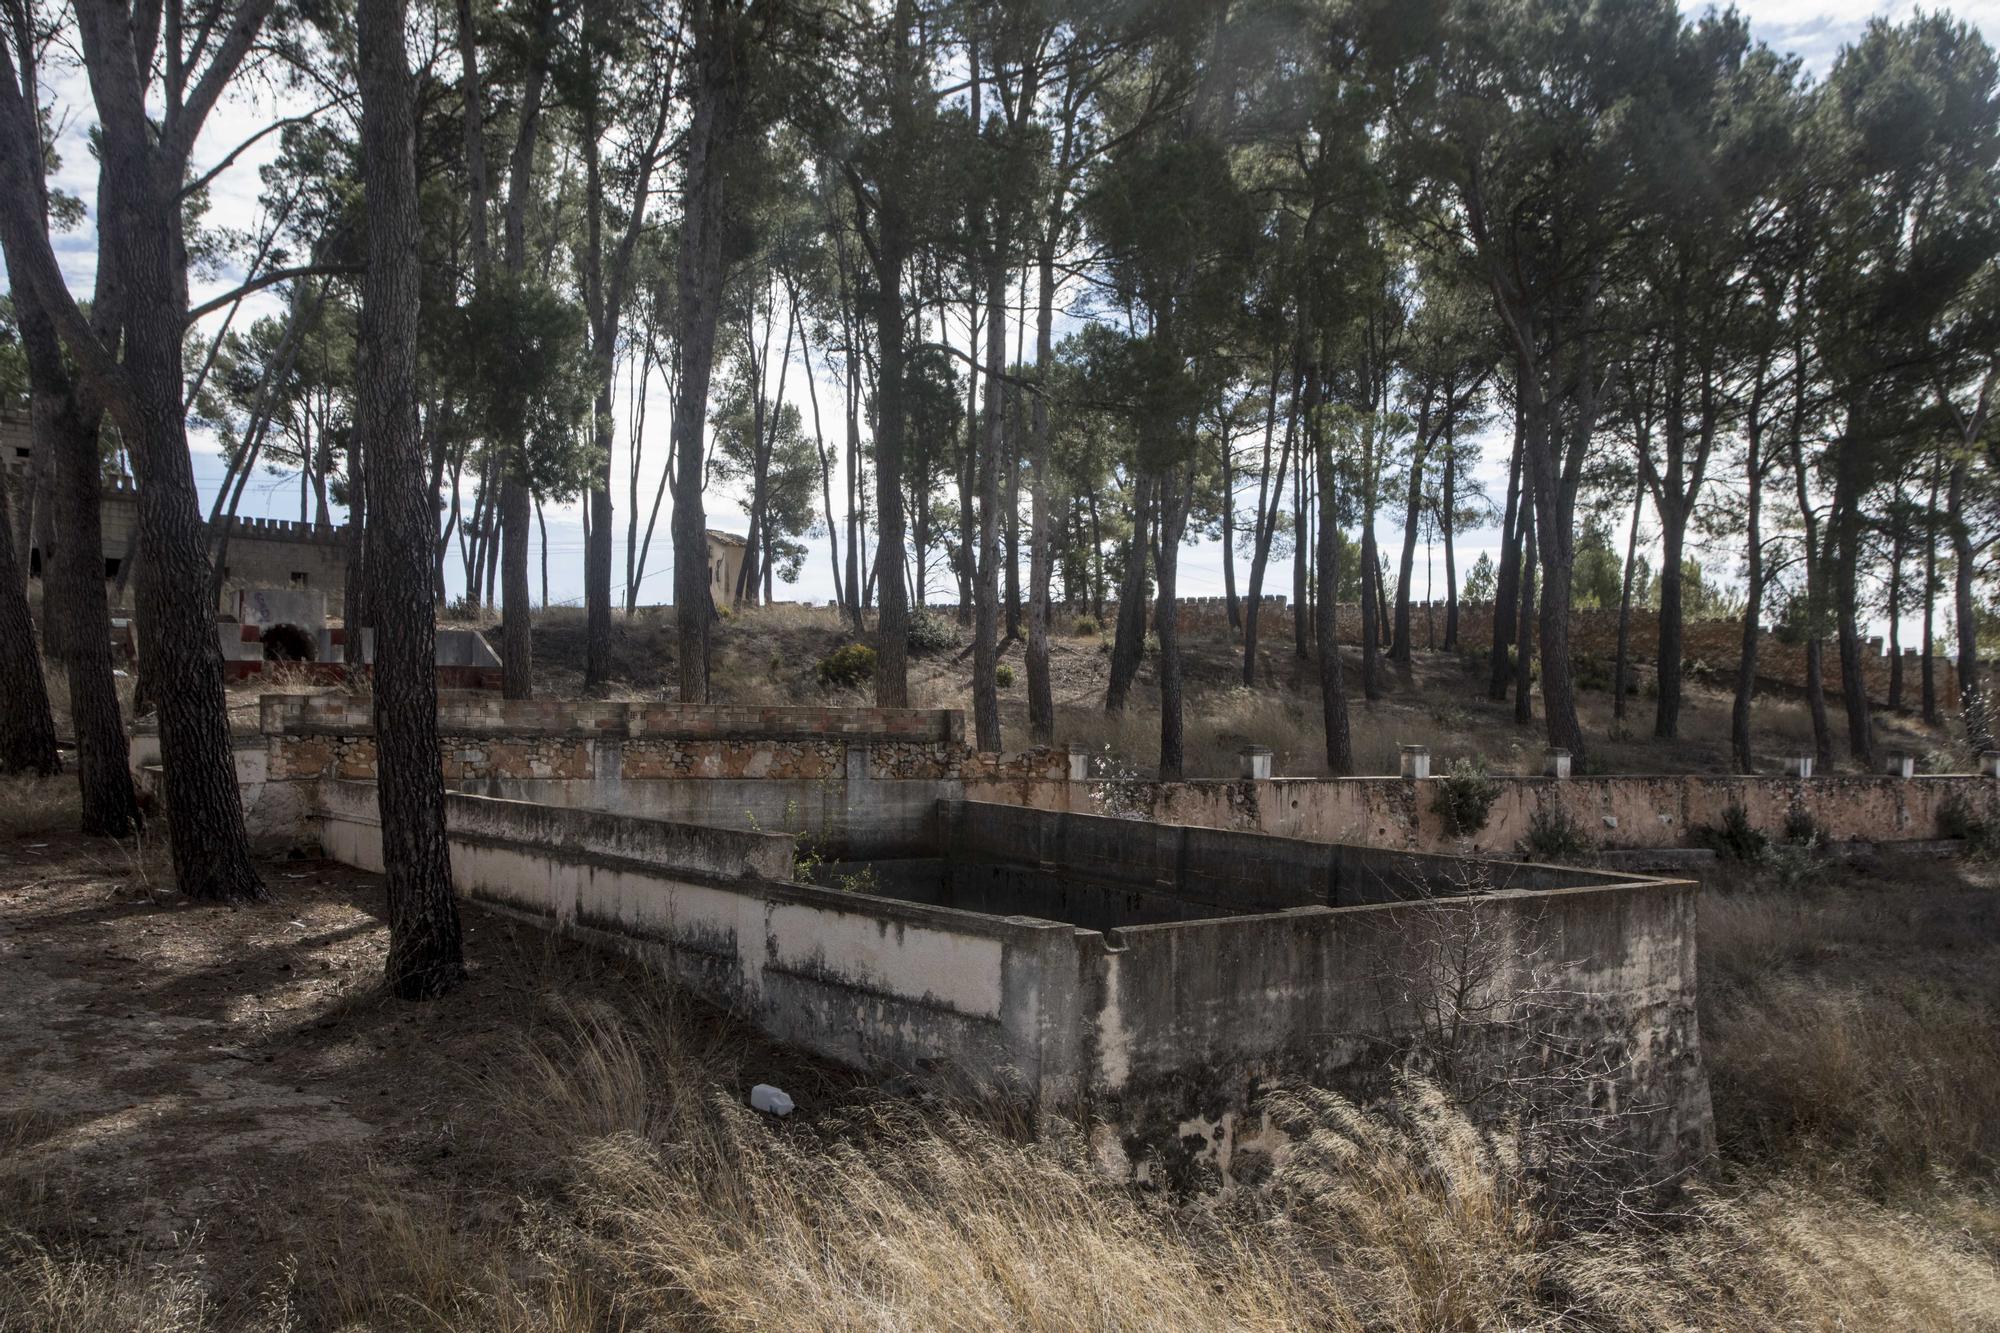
0 830 829 1328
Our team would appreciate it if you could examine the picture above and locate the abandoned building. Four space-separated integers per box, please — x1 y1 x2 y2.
5 409 756 616
4 409 351 613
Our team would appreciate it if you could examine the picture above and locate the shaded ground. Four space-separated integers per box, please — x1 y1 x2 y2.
0 830 833 1328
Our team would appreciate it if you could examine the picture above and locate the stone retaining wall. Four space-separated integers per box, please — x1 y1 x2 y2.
261 695 1068 784
966 771 2000 858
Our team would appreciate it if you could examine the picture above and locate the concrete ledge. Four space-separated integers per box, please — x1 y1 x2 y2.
966 773 2000 857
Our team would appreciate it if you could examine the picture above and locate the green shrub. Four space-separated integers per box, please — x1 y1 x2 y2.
906 608 960 657
1782 806 1826 848
1072 616 1099 637
1430 758 1501 838
816 643 877 688
1938 790 2000 858
1520 803 1593 862
1573 656 1612 692
1697 800 1768 861
995 664 1016 688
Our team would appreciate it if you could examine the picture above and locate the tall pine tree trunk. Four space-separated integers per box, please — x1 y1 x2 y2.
0 438 57 774
1315 432 1351 774
1106 472 1152 713
358 0 465 996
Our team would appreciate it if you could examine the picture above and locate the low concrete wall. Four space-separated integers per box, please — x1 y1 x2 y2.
313 781 1085 1102
966 772 2000 857
314 783 1713 1183
1089 870 1711 1184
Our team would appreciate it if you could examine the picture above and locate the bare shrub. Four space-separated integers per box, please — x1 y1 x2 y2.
1706 976 2000 1185
0 1233 213 1333
0 777 80 838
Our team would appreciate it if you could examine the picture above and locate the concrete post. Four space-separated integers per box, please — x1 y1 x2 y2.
1544 748 1572 780
1982 751 2000 778
1067 744 1090 782
1884 752 1915 779
1398 744 1430 781
1785 755 1814 779
1239 746 1273 781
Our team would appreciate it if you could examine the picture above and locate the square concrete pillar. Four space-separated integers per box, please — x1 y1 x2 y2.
1544 747 1572 780
1982 751 2000 778
1067 744 1090 782
1884 752 1915 779
1239 746 1273 781
1399 744 1430 781
1785 755 1814 779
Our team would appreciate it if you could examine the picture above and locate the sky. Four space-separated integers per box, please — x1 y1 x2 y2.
25 0 1997 630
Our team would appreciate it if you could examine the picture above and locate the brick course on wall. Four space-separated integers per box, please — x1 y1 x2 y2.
262 694 1069 782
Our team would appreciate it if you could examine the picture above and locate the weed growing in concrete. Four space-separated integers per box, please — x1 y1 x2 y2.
1520 804 1593 862
1698 801 1768 862
1430 759 1501 838
1936 790 2000 857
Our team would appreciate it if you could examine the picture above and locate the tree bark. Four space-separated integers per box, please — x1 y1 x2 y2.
1390 396 1430 664
1441 413 1460 651
971 247 1005 752
358 0 465 997
1490 402 1524 700
1025 236 1057 741
0 438 58 775
1106 471 1152 713
1315 430 1351 774
670 0 753 704
1922 450 1940 726
1242 352 1295 688
13 279 138 828
1515 480 1536 727
1156 467 1188 779
1831 425 1874 768
1614 476 1643 724
1949 456 1984 746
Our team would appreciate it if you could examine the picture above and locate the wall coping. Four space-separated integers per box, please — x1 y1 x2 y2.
263 693 966 744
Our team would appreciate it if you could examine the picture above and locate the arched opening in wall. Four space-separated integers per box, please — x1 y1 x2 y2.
262 623 317 662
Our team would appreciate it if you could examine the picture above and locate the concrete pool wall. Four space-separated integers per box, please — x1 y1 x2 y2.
310 781 1712 1182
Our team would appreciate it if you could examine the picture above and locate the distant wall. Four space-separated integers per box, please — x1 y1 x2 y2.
262 695 1069 787
967 771 2000 857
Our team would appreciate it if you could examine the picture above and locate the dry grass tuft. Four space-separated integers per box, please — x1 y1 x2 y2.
0 776 80 838
0 1234 212 1333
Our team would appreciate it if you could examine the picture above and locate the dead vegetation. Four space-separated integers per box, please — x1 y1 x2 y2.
1 784 1997 1330
517 602 1948 777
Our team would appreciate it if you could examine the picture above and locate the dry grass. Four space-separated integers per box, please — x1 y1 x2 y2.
0 776 81 838
0 1235 213 1333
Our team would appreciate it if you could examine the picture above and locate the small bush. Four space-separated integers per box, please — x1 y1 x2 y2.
1072 616 1100 637
1573 656 1612 692
1781 806 1826 847
1698 801 1769 862
1937 790 2000 857
1430 758 1501 838
816 643 877 688
995 664 1016 688
906 608 960 657
1520 803 1593 862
